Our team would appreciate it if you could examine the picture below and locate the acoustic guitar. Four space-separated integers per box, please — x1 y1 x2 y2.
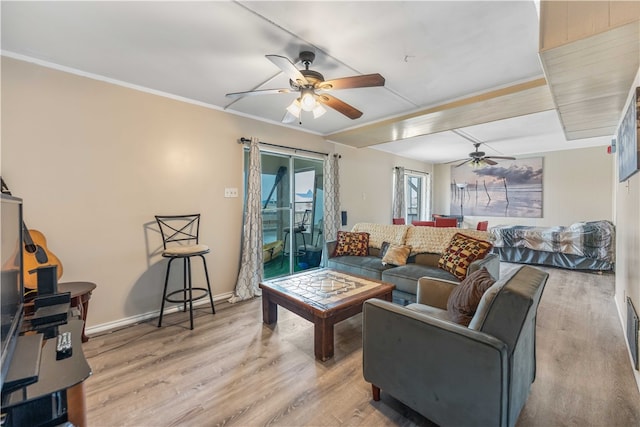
1 177 64 289
22 226 63 289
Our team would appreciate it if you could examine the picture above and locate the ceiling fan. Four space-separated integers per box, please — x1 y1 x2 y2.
449 130 516 168
226 51 385 121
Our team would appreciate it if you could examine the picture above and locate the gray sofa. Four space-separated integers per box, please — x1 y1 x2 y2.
362 265 549 427
325 223 500 305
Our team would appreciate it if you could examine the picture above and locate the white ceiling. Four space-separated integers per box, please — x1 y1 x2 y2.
1 1 613 163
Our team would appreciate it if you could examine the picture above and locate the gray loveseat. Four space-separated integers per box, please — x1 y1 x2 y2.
325 223 500 304
362 265 549 427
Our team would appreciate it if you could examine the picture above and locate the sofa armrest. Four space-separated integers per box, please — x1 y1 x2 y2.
468 252 500 280
416 277 459 309
363 299 509 427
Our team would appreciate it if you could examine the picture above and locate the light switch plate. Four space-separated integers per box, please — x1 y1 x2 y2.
224 188 238 198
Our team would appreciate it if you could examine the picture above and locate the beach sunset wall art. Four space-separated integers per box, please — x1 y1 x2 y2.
449 157 543 218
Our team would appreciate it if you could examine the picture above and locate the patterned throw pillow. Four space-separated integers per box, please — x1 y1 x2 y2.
333 231 370 257
381 244 412 266
447 267 496 326
438 233 493 280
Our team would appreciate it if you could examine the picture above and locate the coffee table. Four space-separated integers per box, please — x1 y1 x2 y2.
259 269 395 361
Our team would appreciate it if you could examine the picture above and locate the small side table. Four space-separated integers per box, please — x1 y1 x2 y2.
56 281 97 343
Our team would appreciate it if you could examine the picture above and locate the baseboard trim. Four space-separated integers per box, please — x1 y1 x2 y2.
615 295 640 394
85 292 234 337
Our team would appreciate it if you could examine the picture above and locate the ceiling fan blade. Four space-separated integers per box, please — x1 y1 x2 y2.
485 156 516 160
483 159 498 166
226 88 292 99
317 94 363 119
317 73 385 90
266 54 309 86
455 159 473 168
445 157 470 164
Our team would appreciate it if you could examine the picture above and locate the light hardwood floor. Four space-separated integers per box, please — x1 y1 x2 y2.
83 264 640 426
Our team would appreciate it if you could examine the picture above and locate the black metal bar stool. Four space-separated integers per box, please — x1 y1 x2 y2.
155 214 215 329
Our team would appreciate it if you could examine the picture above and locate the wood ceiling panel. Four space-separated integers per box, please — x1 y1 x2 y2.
540 20 640 140
326 79 554 148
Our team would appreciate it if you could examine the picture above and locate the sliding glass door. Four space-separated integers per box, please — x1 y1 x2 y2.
245 150 324 279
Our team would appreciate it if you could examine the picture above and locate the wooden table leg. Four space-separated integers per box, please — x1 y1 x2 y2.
372 384 381 401
77 294 92 343
262 292 278 325
67 381 87 427
314 317 334 361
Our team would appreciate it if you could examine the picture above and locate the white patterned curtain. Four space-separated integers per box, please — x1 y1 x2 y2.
323 153 341 242
392 166 405 219
229 137 263 303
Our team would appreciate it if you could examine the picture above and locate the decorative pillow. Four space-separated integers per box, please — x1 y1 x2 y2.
438 233 493 280
447 267 496 326
381 244 412 266
333 231 370 257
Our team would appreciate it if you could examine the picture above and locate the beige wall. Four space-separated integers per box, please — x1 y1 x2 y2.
614 69 640 389
433 146 614 228
335 144 433 228
1 57 432 332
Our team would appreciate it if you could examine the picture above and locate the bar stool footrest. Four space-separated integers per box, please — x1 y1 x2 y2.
164 287 210 304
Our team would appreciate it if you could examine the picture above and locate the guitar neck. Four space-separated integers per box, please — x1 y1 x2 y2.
22 222 37 252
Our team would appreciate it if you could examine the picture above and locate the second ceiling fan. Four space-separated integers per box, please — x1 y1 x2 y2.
226 51 385 121
450 129 516 168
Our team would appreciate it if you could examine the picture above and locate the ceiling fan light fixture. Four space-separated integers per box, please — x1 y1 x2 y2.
286 99 302 118
469 159 486 169
300 89 316 112
312 103 326 119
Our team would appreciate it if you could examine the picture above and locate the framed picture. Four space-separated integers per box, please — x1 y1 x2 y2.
449 157 543 218
617 87 640 183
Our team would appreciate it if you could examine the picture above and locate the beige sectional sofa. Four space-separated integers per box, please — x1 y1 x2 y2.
325 223 500 305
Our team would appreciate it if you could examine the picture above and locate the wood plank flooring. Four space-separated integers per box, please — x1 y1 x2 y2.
82 264 640 426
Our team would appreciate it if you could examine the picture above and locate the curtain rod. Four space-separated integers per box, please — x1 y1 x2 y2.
395 166 428 174
239 137 339 157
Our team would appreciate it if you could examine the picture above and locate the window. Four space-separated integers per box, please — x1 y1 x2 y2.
403 172 431 223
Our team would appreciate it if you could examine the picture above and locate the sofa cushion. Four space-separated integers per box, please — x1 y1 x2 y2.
382 244 412 266
438 233 493 280
382 264 458 295
327 255 394 280
406 302 450 321
333 231 370 257
447 267 496 326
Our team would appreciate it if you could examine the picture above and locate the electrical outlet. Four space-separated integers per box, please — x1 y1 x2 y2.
224 188 238 198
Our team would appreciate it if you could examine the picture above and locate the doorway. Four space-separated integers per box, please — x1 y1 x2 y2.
245 150 324 279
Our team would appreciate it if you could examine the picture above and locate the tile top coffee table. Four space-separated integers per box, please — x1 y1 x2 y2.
259 269 395 361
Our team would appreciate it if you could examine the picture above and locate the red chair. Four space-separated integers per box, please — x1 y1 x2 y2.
412 220 435 227
477 221 489 231
392 218 406 225
434 217 458 228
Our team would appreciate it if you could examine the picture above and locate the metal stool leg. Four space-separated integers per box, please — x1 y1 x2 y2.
158 257 175 327
200 254 215 314
186 257 194 330
182 258 188 313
